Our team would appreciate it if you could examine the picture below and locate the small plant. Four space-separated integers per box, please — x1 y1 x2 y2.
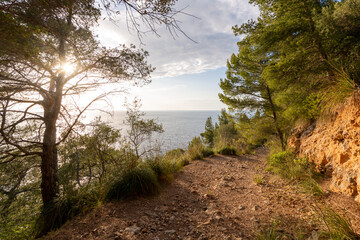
267 151 323 196
217 146 236 155
202 148 214 157
320 208 360 240
105 165 160 201
35 186 103 236
254 175 264 185
257 221 284 240
257 220 309 240
147 155 185 183
185 137 213 160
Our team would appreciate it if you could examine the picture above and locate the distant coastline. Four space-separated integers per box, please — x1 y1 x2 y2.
85 110 221 151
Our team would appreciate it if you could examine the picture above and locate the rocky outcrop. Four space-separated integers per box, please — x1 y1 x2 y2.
288 94 360 201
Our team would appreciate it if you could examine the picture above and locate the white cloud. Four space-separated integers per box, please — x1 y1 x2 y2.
96 0 259 79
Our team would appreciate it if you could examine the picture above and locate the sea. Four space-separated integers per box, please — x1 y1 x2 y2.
87 111 221 152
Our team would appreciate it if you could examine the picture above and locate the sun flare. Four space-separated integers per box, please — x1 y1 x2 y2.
62 62 76 74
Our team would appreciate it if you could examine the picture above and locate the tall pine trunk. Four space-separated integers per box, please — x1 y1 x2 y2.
266 86 285 151
38 35 65 236
41 113 59 206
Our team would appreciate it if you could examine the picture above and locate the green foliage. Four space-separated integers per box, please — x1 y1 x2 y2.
185 137 214 161
218 31 286 149
236 112 274 147
202 148 215 157
253 175 264 185
316 0 360 85
147 156 182 183
105 165 160 201
220 0 360 152
257 220 308 240
0 154 41 239
268 151 308 181
320 66 358 113
163 148 189 167
125 99 164 158
58 119 129 190
217 146 237 155
0 190 41 240
163 148 185 159
200 117 215 147
320 208 360 239
267 151 323 196
257 221 285 240
35 186 103 236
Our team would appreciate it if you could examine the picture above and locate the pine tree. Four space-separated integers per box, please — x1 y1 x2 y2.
219 38 286 150
200 117 215 147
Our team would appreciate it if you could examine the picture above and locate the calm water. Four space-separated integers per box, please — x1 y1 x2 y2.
89 111 220 152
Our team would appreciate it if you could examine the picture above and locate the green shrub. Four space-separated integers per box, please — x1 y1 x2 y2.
147 156 183 183
320 208 360 240
35 186 102 236
105 165 160 201
217 146 236 155
257 221 285 240
162 148 187 171
254 175 264 185
257 220 308 240
202 148 214 157
267 151 307 181
163 148 185 159
267 151 323 196
179 157 190 166
185 137 213 160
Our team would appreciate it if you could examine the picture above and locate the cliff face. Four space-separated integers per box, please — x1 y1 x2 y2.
289 94 360 201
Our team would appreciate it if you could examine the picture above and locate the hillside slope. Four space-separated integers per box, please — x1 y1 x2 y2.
44 149 360 240
289 94 360 202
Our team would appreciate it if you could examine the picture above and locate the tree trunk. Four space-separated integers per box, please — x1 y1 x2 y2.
41 32 66 205
38 89 62 236
38 40 65 235
266 86 286 151
41 120 58 206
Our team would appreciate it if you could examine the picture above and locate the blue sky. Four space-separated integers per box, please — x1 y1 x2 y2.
96 0 259 110
129 68 228 110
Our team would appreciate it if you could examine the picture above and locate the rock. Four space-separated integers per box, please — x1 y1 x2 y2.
288 94 360 202
165 230 176 234
238 206 246 210
223 176 235 181
124 225 141 234
203 193 216 200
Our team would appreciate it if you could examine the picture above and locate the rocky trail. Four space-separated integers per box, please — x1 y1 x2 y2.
45 148 360 240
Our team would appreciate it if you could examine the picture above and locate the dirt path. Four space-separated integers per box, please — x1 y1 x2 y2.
45 148 360 240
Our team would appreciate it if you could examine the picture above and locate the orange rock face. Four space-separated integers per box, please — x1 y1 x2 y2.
288 94 360 201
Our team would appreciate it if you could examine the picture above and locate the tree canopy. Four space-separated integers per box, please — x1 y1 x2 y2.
220 0 360 151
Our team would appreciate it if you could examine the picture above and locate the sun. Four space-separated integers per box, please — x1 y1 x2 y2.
62 62 76 74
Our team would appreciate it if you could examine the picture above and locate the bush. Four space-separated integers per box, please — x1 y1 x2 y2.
202 148 214 157
267 151 323 196
267 151 307 181
163 148 185 159
217 146 236 155
185 137 213 161
105 165 160 201
321 208 360 239
35 186 102 236
147 156 183 183
257 221 285 240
